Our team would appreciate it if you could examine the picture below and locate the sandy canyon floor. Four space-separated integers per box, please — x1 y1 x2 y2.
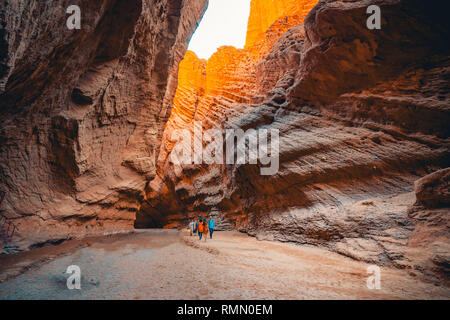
0 230 448 300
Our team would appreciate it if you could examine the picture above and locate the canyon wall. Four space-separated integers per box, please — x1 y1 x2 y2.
0 0 208 251
145 0 450 282
245 0 316 49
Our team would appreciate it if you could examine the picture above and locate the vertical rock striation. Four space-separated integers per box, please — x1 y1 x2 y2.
245 0 316 49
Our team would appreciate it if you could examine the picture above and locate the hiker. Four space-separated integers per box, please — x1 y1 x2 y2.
194 218 198 234
208 216 215 239
198 218 204 240
189 218 195 236
202 217 208 241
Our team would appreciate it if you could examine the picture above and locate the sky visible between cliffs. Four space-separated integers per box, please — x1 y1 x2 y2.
188 0 251 59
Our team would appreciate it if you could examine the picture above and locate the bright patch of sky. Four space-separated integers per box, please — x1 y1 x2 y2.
187 0 251 60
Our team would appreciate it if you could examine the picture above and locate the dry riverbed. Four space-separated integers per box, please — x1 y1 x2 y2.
0 230 448 299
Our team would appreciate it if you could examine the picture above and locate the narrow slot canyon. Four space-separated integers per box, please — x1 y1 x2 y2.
0 0 449 300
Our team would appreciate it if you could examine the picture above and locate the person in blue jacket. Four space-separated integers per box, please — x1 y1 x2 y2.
208 216 215 239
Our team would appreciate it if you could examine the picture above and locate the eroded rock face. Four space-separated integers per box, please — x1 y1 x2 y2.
245 0 317 49
409 168 450 282
0 0 208 250
138 0 317 227
145 0 449 281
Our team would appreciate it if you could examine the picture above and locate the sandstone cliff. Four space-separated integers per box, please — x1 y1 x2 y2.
0 0 208 251
143 0 449 282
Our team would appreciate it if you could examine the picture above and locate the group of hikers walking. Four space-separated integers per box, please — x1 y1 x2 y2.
189 217 215 241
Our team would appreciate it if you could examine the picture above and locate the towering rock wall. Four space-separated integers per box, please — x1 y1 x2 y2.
145 0 449 282
139 0 317 228
0 0 208 251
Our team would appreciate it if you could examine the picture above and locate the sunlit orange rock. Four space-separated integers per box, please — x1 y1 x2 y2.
245 0 317 49
169 1 317 125
171 50 206 127
205 46 254 101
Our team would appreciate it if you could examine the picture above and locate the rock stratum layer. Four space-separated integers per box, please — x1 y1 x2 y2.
143 0 450 283
0 0 208 251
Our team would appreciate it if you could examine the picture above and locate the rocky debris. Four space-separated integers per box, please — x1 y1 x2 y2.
0 0 208 251
408 168 450 284
414 168 450 209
